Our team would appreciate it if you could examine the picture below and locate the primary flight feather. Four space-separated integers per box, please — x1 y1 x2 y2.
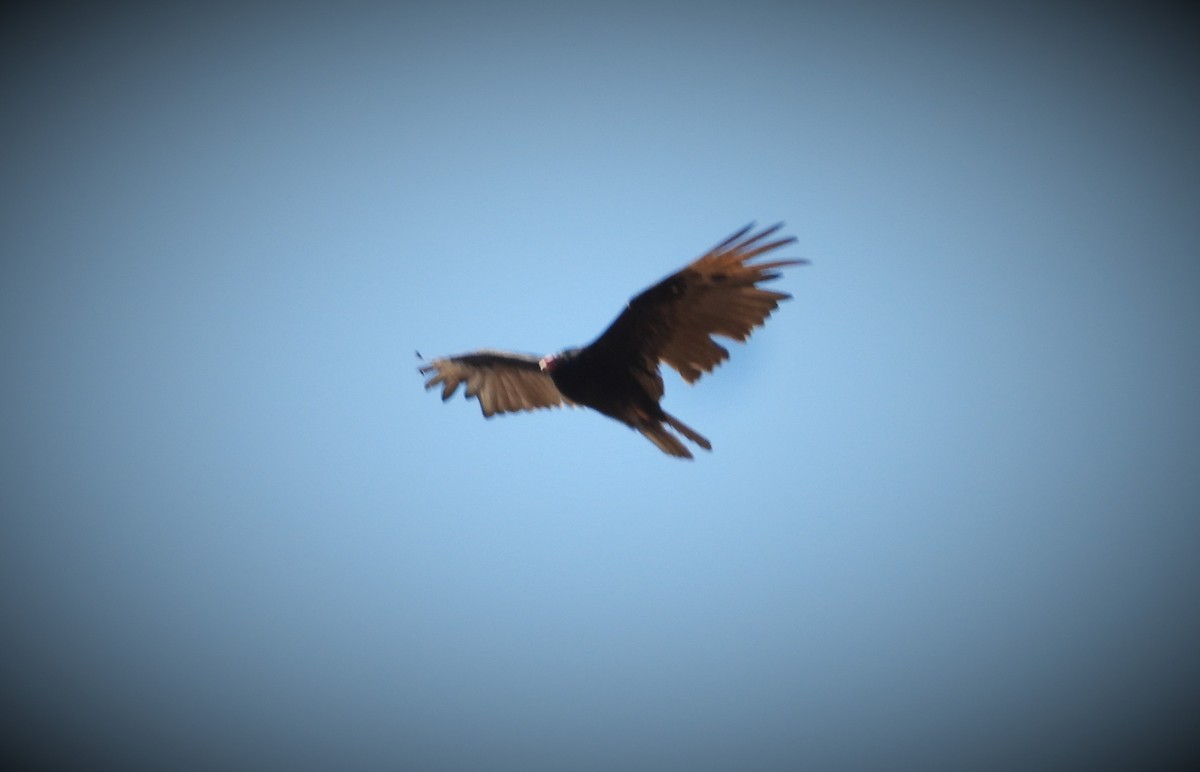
419 223 806 459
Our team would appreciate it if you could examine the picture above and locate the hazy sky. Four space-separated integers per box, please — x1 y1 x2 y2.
3 2 1198 769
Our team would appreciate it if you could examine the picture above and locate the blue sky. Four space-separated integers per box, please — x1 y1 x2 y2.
3 2 1198 769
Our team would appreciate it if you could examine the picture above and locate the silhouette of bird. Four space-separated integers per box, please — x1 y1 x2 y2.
419 223 806 458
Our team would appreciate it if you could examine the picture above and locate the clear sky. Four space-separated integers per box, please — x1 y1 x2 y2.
3 2 1198 769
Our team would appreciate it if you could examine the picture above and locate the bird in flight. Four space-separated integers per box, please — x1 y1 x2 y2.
419 223 806 458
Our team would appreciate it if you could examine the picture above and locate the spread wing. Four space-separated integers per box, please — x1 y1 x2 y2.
587 223 805 388
419 350 569 417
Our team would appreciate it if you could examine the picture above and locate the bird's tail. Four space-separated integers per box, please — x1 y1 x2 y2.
664 411 712 452
635 412 711 459
637 423 693 459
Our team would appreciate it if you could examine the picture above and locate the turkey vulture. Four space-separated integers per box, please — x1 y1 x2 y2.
419 223 806 458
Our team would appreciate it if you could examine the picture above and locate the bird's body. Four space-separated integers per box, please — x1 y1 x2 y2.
419 223 806 458
541 344 699 457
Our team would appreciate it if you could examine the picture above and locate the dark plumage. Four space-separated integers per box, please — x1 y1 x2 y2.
419 223 806 458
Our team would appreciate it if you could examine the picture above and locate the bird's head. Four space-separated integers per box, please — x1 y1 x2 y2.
539 348 578 373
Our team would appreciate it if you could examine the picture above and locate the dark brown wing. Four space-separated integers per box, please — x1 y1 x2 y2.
587 223 805 388
419 350 570 417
